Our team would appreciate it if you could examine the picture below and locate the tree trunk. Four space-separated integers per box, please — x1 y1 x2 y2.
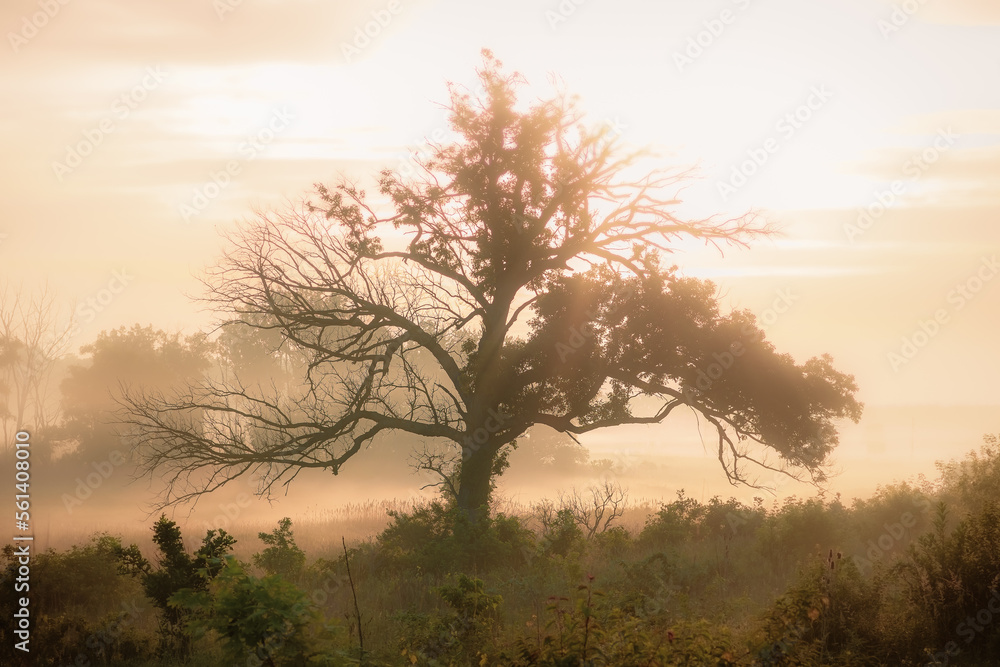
455 443 495 523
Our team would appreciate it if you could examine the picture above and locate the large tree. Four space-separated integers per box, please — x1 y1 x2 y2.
122 52 861 518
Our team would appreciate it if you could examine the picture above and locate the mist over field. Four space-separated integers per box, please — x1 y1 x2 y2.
2 1 999 665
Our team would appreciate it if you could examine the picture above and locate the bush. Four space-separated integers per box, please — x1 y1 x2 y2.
0 534 150 666
117 515 236 655
501 576 736 666
755 497 843 575
171 556 349 666
539 508 585 558
1 611 153 667
399 574 502 665
895 500 1000 660
637 489 704 548
0 533 137 618
751 547 899 666
593 525 631 557
376 501 535 574
254 517 307 581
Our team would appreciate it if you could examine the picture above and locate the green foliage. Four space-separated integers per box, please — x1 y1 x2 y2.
377 500 535 574
399 574 502 665
20 611 152 667
1 533 136 617
936 434 1000 516
117 515 236 655
755 497 844 574
638 488 704 547
539 508 585 558
170 556 348 666
592 525 631 556
501 577 736 666
750 551 890 666
895 499 1000 658
254 517 307 581
11 437 1000 665
0 534 152 666
638 489 765 549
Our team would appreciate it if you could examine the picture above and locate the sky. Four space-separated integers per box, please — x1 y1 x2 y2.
3 0 999 506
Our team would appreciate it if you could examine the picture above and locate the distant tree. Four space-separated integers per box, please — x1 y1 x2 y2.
499 426 591 480
214 316 305 389
0 281 73 445
57 325 211 463
121 51 862 522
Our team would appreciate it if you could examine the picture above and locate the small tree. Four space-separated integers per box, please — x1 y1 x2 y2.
561 479 629 539
117 515 235 654
253 517 306 581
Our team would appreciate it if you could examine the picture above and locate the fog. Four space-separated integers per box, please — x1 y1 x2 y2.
4 0 998 544
3 2 1000 664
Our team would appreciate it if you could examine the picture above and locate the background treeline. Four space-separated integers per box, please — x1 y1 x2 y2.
2 435 999 666
0 322 600 519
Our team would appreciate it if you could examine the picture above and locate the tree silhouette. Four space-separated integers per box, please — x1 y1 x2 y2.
0 282 73 445
121 51 861 520
58 325 211 463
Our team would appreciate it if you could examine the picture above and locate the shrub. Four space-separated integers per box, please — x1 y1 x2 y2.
754 497 843 575
936 434 1000 517
751 548 895 667
117 515 236 654
0 534 150 666
377 501 535 574
539 508 585 558
399 574 503 665
593 525 631 557
254 517 307 581
895 500 1000 660
637 489 704 548
171 556 349 666
501 576 736 666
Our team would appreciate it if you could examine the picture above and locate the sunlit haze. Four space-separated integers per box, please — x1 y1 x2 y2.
3 0 999 541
